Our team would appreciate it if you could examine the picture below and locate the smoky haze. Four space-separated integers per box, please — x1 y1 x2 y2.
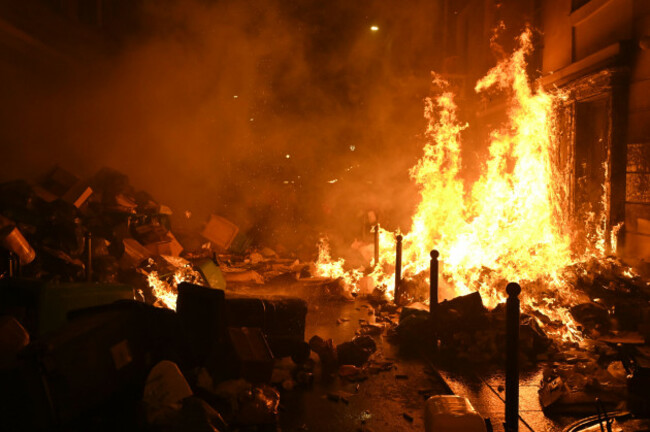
0 0 441 254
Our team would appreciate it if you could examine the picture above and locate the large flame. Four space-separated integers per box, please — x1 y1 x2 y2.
315 28 619 342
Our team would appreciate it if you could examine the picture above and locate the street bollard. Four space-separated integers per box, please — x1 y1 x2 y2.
394 234 403 304
7 252 16 278
430 250 439 340
12 251 20 277
505 282 521 432
374 224 379 268
84 232 93 282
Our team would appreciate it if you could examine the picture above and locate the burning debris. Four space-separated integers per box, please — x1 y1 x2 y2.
1 5 650 427
308 28 650 421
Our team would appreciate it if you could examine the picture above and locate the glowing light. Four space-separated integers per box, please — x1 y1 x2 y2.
314 28 624 343
144 258 203 310
370 25 379 32
286 154 291 159
314 238 362 293
350 145 356 151
328 179 338 184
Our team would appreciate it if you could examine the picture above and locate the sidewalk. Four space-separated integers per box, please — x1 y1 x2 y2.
436 367 566 432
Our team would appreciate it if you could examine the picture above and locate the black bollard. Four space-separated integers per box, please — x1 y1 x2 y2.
7 252 15 278
430 250 439 338
394 234 403 304
505 282 521 432
84 232 93 282
374 224 379 268
12 251 20 277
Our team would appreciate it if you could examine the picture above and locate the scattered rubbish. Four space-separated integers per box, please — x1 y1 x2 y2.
0 225 36 265
424 395 487 432
339 364 368 382
0 316 29 367
227 327 274 383
337 335 377 367
143 360 193 425
233 385 280 426
201 214 239 251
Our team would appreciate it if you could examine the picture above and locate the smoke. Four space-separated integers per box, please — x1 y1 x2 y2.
0 0 441 253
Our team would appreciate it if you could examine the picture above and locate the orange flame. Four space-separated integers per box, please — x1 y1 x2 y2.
314 237 363 292
316 28 624 342
143 257 204 310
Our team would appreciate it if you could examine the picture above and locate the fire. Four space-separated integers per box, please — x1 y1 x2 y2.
315 28 622 342
142 256 204 310
314 237 363 292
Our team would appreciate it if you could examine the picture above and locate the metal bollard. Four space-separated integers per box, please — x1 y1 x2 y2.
430 250 439 338
505 282 521 432
374 224 379 268
12 251 20 277
7 252 16 278
394 234 403 304
84 232 93 282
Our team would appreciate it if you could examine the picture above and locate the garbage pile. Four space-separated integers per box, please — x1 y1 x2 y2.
0 165 331 431
380 256 650 416
0 165 348 304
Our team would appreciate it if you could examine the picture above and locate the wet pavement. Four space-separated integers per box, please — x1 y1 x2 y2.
227 284 580 432
277 298 451 432
436 367 569 432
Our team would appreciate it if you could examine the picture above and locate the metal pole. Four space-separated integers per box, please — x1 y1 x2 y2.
505 282 521 432
7 252 15 278
84 232 93 282
13 251 20 277
430 250 439 338
394 234 403 304
373 224 379 268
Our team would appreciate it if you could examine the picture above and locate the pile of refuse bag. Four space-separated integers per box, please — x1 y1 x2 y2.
0 165 326 430
383 259 650 417
0 280 310 431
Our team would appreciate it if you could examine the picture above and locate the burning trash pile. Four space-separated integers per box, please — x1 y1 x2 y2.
312 28 650 416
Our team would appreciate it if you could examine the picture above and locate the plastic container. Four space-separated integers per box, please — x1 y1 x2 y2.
0 225 36 265
424 395 487 432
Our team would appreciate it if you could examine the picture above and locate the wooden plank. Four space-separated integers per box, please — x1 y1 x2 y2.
626 173 650 202
627 143 650 172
